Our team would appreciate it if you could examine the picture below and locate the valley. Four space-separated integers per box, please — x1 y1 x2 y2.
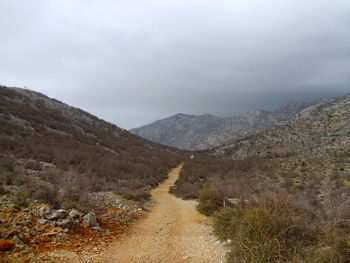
1 1 349 262
1 86 349 263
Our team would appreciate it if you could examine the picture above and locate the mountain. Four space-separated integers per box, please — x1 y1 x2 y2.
131 113 224 150
130 101 313 150
214 95 349 159
172 93 350 263
0 86 183 204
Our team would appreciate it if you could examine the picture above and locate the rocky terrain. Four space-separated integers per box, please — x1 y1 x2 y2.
2 85 349 262
130 101 320 150
0 85 184 261
0 188 148 262
131 113 224 150
214 95 349 158
33 165 227 263
173 94 350 262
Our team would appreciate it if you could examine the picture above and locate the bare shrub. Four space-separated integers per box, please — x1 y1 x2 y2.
0 155 17 172
25 179 61 208
197 187 223 216
124 188 151 201
24 160 41 171
0 185 8 195
174 182 199 199
0 170 12 185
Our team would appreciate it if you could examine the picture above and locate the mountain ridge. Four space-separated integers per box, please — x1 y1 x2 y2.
130 100 326 150
214 94 349 159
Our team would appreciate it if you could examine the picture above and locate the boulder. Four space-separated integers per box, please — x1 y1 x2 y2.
82 212 99 227
45 209 67 220
68 209 82 219
38 204 51 217
55 218 74 228
56 209 68 219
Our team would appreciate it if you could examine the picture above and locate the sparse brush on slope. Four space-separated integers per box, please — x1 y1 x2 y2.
213 192 350 263
179 154 350 262
0 86 185 209
196 187 223 216
177 99 350 263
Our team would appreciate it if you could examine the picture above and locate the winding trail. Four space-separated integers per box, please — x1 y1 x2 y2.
99 163 226 263
48 164 227 263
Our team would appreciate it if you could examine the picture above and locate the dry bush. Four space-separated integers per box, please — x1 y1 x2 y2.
308 226 350 263
25 178 61 208
11 188 30 208
0 85 185 206
0 185 8 195
119 188 151 201
197 187 223 216
0 154 17 172
174 157 266 200
24 159 41 171
214 192 317 263
213 191 350 263
172 182 199 199
0 170 13 185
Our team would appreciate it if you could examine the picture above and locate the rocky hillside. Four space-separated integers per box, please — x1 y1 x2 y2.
215 95 349 159
131 113 224 150
0 85 184 203
173 94 350 262
130 101 314 150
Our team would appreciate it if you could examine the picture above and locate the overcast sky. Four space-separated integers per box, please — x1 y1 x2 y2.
1 0 350 129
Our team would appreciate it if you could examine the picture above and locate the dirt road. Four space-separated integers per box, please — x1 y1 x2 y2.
47 164 227 263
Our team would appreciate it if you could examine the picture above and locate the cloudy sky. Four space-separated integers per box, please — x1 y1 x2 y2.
1 0 350 129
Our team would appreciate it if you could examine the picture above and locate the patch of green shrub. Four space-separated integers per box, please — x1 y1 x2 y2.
11 189 30 208
213 193 316 263
197 187 223 216
0 170 12 185
306 227 350 263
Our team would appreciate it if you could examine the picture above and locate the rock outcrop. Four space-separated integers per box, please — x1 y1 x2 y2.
82 212 99 228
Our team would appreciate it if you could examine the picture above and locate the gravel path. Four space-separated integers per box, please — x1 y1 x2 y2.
46 164 227 263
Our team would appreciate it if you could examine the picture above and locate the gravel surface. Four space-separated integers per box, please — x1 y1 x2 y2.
45 164 227 263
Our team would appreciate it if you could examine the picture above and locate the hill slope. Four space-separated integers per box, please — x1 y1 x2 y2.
215 95 349 158
0 86 183 204
130 101 312 150
173 94 350 262
131 113 224 150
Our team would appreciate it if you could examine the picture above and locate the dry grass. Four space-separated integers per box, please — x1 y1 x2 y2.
214 192 350 263
178 154 350 262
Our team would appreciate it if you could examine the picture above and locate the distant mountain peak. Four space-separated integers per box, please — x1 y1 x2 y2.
173 113 194 118
130 99 323 150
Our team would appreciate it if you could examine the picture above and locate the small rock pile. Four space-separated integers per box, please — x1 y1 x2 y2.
38 205 102 230
0 204 102 259
0 192 148 262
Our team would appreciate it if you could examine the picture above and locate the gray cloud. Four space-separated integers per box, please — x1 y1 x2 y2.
1 0 349 128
